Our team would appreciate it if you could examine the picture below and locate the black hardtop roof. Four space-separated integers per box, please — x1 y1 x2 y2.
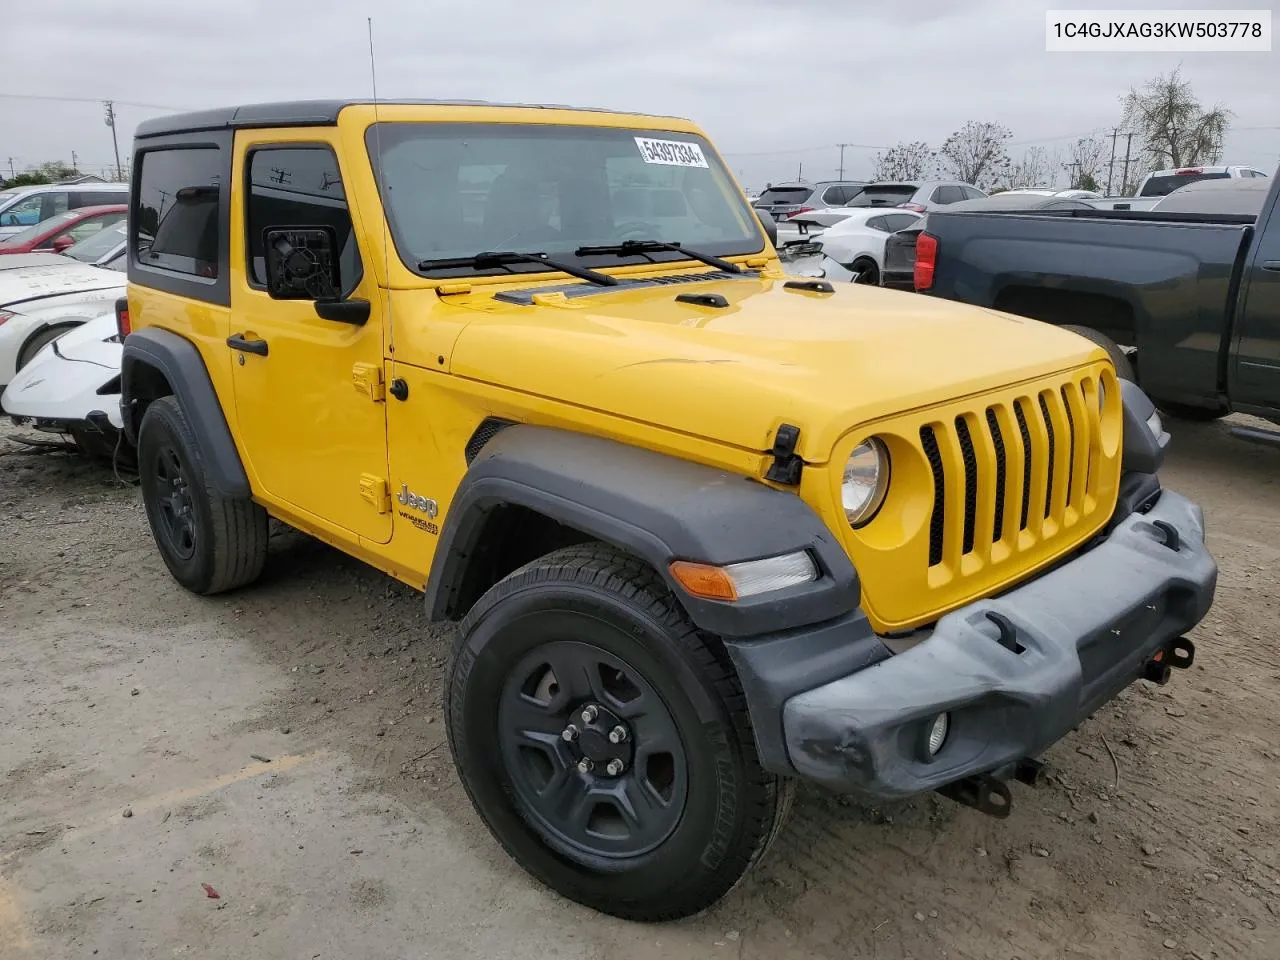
134 98 658 138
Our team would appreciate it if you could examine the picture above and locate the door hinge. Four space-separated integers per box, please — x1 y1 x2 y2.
359 474 392 514
353 362 385 402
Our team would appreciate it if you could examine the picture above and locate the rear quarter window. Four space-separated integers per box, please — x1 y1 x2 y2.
134 147 222 278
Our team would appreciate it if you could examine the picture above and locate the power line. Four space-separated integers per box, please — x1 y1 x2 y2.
0 92 187 112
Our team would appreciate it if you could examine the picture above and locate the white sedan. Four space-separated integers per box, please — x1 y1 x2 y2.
0 253 125 390
783 208 923 285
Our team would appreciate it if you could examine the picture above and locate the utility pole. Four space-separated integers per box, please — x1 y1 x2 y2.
836 143 852 181
1065 160 1081 189
6 157 13 180
104 100 123 182
1106 127 1120 195
1120 133 1135 195
797 161 803 182
71 151 79 175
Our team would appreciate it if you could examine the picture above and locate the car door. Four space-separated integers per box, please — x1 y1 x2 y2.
228 135 391 543
1231 196 1280 413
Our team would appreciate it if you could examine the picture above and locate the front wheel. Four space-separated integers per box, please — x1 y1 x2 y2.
847 257 880 285
446 544 792 922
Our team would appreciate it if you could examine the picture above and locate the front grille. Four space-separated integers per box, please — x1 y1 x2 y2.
922 373 1108 573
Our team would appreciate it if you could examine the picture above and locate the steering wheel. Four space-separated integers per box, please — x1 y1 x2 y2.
610 221 662 242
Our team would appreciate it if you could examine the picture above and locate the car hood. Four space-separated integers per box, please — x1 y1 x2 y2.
0 255 125 309
405 271 1106 463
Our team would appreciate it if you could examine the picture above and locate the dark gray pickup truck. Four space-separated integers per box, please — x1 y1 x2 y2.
913 171 1280 440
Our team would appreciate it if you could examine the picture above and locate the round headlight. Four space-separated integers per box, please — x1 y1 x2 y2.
843 438 889 527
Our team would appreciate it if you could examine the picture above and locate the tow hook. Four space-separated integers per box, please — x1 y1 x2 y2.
1142 636 1196 685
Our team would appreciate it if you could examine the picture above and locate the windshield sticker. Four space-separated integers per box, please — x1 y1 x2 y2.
634 137 709 168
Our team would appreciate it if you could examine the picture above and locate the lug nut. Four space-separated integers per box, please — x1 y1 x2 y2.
608 725 628 744
606 759 625 776
561 725 579 742
577 758 594 774
580 705 599 723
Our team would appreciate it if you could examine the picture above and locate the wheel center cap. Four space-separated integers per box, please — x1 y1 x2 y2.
563 702 633 775
578 729 611 762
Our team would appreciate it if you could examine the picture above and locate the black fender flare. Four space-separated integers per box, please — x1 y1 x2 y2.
424 425 861 639
120 327 251 500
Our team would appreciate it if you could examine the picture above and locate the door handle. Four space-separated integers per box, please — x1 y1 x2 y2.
227 333 268 356
1263 260 1280 273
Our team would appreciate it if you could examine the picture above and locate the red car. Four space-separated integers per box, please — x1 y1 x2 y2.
0 204 128 255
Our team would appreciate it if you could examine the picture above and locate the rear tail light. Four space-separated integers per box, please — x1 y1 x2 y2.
115 296 131 338
914 232 938 291
0 310 16 326
899 202 927 212
785 206 816 219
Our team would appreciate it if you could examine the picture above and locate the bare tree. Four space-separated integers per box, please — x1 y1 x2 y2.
871 141 936 181
938 121 1012 190
1121 66 1232 170
1006 146 1055 189
1067 134 1108 191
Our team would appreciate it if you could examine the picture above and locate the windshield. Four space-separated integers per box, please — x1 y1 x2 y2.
64 221 127 262
367 122 763 277
846 184 918 207
1139 171 1230 197
0 210 78 247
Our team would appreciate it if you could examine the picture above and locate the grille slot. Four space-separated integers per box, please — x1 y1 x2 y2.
920 374 1108 571
920 425 946 567
955 416 978 555
464 417 516 464
985 408 1006 543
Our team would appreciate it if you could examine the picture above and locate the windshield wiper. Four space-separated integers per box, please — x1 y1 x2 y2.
417 250 618 286
574 240 744 274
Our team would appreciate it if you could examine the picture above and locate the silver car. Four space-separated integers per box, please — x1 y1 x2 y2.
752 180 867 221
843 180 986 213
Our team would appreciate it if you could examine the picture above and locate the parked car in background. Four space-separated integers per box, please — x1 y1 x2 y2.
0 309 124 461
843 180 986 213
912 165 1280 435
752 180 866 220
0 253 125 387
1150 177 1271 216
1135 164 1269 199
0 205 128 256
0 182 129 238
995 188 1103 200
881 192 1099 290
784 208 923 284
61 220 128 270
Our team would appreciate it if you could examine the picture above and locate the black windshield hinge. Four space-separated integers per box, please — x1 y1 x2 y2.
765 423 804 485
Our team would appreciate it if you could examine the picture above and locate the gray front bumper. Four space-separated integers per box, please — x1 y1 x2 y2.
782 489 1217 798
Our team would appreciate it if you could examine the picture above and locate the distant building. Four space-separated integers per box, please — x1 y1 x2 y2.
57 173 107 184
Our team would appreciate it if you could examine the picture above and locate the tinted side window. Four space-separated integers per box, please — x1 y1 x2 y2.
245 146 362 297
963 186 986 200
935 186 965 204
134 147 222 278
84 191 126 205
823 185 849 205
43 192 70 220
865 216 888 232
885 213 919 232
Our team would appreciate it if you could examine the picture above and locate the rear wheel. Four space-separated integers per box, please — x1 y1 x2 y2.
1060 324 1135 381
446 544 792 922
848 257 880 285
137 396 268 595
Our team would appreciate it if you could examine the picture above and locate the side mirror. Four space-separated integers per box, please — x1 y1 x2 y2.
756 209 778 248
263 227 340 301
52 234 76 253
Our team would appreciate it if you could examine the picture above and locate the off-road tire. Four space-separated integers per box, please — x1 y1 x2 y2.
1061 324 1135 381
137 396 268 595
446 543 793 922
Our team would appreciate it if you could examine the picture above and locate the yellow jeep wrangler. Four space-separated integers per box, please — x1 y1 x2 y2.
118 99 1217 921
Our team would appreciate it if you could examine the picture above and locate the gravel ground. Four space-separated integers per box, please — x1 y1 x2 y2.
1 416 1277 960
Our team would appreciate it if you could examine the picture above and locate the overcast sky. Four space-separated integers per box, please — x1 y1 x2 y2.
2 0 1276 191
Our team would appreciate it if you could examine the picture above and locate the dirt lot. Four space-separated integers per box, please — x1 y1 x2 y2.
1 417 1277 960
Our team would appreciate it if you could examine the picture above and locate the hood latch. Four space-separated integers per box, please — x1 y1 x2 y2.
765 423 804 485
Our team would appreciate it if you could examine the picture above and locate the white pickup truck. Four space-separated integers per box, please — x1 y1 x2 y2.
0 253 125 389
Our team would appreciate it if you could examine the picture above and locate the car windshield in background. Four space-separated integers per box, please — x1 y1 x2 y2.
1139 172 1231 197
754 186 813 205
0 210 78 247
846 185 917 207
366 123 763 277
64 220 127 262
